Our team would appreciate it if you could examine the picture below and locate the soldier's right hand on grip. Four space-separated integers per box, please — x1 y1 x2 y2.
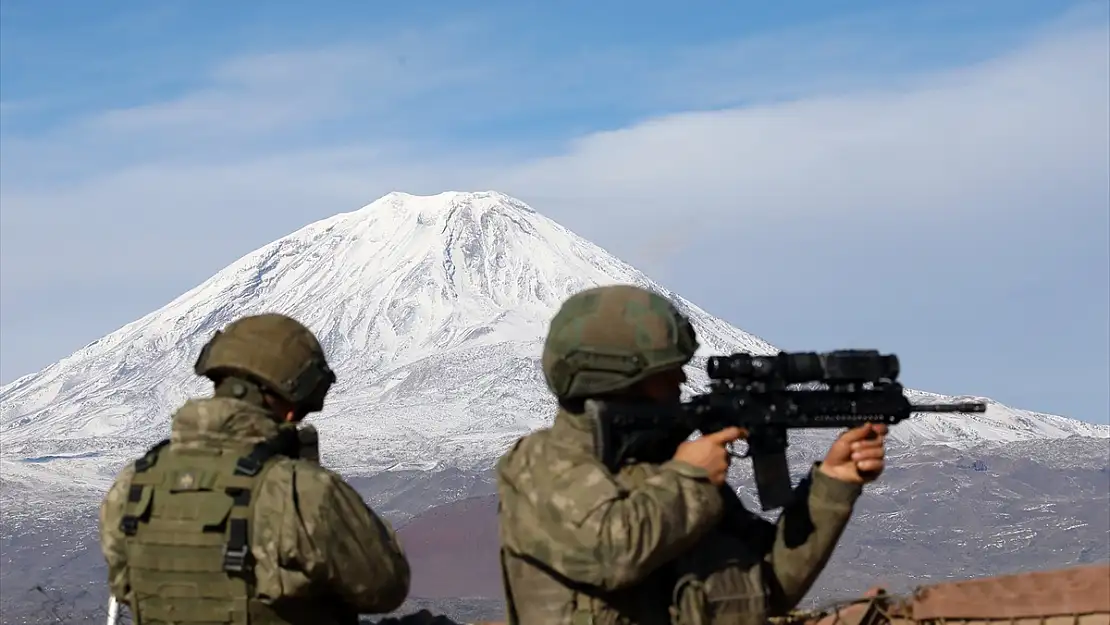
672 426 745 486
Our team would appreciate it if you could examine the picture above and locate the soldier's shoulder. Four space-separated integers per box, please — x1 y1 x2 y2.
262 455 328 479
261 457 351 495
102 461 138 506
497 428 555 470
254 459 358 526
115 459 138 481
496 426 596 489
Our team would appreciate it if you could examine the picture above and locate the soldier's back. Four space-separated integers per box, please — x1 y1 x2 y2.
100 397 410 625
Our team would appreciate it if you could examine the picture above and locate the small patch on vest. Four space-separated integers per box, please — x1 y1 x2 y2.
176 471 197 490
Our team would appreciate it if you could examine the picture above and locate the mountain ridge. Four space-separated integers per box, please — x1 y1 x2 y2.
1 191 1104 480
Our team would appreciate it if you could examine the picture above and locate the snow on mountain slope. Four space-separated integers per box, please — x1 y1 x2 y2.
1 191 1104 476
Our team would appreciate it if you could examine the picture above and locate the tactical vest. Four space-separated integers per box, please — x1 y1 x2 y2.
119 436 321 625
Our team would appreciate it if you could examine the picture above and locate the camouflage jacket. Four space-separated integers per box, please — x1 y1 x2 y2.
496 402 863 625
99 397 411 620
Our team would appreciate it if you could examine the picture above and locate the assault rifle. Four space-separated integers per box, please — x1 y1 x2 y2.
591 350 987 510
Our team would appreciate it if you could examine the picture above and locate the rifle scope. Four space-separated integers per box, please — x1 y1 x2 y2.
705 350 900 384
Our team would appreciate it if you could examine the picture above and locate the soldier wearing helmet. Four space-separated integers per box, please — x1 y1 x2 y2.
99 313 412 625
495 285 887 624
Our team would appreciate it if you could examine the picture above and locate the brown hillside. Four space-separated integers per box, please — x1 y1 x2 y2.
395 494 502 598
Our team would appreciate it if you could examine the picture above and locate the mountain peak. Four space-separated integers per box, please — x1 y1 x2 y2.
345 190 537 236
370 190 536 217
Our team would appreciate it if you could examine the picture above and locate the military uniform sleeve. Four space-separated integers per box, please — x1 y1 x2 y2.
762 463 862 610
736 462 862 614
497 438 724 591
293 464 411 613
98 463 136 602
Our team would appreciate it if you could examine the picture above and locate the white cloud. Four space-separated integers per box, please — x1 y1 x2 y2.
3 22 1106 282
491 25 1107 231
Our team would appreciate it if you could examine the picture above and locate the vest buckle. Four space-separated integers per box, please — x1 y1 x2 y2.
120 516 139 536
234 456 262 476
223 543 250 573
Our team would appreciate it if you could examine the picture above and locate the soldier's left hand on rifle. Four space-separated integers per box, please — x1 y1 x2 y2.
819 423 888 484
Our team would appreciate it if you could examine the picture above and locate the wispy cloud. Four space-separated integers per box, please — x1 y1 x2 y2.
4 4 1064 178
495 24 1108 225
84 31 496 139
3 17 1105 286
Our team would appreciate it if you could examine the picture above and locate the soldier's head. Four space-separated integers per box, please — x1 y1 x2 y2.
542 284 699 411
193 313 336 422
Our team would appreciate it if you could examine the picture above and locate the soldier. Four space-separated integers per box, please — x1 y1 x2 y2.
99 313 411 624
496 284 888 625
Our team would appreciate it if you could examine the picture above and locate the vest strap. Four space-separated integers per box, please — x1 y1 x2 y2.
222 438 286 575
120 440 168 536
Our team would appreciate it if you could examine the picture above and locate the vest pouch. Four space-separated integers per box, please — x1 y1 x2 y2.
668 530 768 625
670 574 708 625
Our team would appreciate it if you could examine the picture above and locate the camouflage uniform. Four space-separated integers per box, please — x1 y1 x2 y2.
99 314 411 624
496 285 864 625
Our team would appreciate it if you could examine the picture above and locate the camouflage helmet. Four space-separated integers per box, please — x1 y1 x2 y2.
193 313 336 413
542 284 700 399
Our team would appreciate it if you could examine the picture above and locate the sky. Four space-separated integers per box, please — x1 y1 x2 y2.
1 0 1107 424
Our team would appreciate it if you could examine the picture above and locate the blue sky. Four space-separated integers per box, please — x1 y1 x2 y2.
1 0 1107 424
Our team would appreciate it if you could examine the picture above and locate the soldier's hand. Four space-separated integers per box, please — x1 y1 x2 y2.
819 423 888 484
673 427 745 486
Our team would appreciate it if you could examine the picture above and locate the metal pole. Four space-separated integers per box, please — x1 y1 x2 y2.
107 595 120 625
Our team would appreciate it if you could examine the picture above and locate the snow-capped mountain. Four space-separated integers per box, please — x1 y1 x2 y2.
1 191 1105 478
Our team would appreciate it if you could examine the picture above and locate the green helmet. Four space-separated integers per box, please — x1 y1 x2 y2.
193 313 336 413
542 284 700 399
